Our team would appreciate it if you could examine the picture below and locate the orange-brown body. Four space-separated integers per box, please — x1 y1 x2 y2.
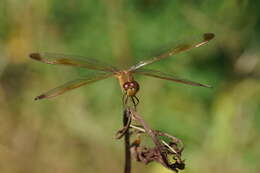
115 71 139 97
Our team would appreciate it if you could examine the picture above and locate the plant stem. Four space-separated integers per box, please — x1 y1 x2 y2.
123 109 131 173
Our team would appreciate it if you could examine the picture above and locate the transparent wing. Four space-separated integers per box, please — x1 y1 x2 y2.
29 52 118 72
130 33 215 71
135 69 211 88
34 73 113 100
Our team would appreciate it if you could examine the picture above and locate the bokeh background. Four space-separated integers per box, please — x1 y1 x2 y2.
1 0 260 173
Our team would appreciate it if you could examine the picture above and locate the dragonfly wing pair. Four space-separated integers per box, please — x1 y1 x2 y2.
30 33 214 100
128 33 214 88
30 53 117 100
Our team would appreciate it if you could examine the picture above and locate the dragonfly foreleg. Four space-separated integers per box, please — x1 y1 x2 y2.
122 92 129 107
133 96 139 106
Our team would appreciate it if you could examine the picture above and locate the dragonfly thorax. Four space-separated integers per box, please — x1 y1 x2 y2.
123 81 140 96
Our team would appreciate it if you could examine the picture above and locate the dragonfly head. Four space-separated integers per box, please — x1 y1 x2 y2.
123 81 140 96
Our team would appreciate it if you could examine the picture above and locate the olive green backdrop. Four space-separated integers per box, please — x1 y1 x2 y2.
0 0 259 173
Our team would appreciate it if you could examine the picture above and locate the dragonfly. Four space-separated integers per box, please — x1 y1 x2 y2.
30 33 214 106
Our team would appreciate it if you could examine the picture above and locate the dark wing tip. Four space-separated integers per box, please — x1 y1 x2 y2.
29 53 42 61
34 94 46 101
203 33 215 41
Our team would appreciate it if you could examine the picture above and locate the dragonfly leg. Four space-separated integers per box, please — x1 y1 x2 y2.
131 97 136 108
122 92 129 106
123 93 139 108
132 96 139 107
130 96 139 110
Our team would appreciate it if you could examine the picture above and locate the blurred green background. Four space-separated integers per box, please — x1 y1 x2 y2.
0 0 260 173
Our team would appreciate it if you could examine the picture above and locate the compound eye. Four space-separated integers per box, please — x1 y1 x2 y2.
123 82 130 90
130 82 135 87
132 81 140 91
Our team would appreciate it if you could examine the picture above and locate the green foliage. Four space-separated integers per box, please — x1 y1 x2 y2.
0 0 259 172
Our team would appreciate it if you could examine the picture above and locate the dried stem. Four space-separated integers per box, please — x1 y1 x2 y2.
129 108 185 172
123 109 131 173
118 105 185 173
